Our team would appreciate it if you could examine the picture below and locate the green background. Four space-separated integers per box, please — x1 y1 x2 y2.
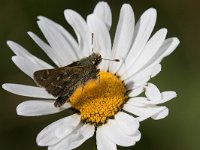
0 0 200 149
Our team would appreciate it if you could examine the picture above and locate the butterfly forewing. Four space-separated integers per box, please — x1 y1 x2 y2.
34 66 85 97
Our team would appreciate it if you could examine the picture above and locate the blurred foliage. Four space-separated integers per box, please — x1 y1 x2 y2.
0 0 200 150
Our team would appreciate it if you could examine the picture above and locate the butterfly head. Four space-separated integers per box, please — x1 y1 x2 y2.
89 52 102 66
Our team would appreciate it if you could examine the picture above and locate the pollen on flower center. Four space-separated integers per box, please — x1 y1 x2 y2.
69 71 127 126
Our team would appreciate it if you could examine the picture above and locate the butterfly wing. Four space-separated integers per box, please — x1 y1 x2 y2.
33 66 85 97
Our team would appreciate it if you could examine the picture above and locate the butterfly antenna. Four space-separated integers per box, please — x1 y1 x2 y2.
102 58 120 62
91 33 94 53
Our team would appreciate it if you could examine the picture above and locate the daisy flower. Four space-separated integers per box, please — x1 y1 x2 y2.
2 1 180 150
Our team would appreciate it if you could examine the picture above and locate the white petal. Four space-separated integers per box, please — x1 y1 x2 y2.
17 100 70 116
124 64 161 89
2 83 54 99
38 18 80 62
125 64 160 82
96 127 117 150
101 119 138 147
150 91 177 104
117 8 157 76
28 31 61 67
123 103 148 118
7 41 34 58
126 97 150 107
109 4 135 73
138 38 180 74
64 9 90 57
145 83 161 101
131 76 150 88
12 56 46 78
37 114 81 146
123 103 167 121
7 41 52 69
37 21 73 66
137 106 168 121
93 1 112 30
151 64 162 77
132 130 141 142
87 14 111 71
122 28 167 79
115 112 139 135
67 124 95 149
161 91 177 103
151 107 169 120
155 38 180 62
48 124 95 150
37 16 81 59
128 86 144 97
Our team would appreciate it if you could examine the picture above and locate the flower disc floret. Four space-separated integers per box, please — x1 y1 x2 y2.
70 71 127 125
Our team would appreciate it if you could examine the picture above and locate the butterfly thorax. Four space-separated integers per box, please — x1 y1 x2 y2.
88 52 102 66
71 52 102 67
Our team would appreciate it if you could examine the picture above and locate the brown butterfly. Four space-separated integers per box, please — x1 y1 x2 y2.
33 52 104 107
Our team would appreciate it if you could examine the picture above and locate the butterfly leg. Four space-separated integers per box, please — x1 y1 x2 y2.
81 84 85 97
79 79 88 99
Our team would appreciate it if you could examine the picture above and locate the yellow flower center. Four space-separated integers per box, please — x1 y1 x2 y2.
70 71 127 126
